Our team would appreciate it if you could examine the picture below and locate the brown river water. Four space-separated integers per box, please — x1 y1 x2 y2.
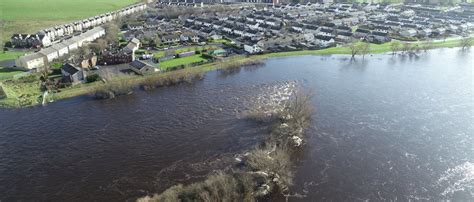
0 48 472 201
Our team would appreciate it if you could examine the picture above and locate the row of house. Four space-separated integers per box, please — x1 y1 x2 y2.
15 27 106 70
11 3 147 49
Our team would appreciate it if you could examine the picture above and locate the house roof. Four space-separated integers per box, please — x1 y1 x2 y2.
61 63 80 75
39 47 58 55
129 60 150 70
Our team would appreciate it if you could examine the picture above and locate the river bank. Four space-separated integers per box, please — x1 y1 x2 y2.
0 38 471 108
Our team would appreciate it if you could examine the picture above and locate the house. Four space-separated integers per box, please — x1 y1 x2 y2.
336 31 353 42
51 43 69 57
244 43 263 54
400 28 417 38
161 34 180 44
129 60 156 75
61 63 85 85
180 32 199 43
314 35 335 48
123 38 140 60
209 49 227 57
303 33 315 42
145 20 160 29
15 53 45 70
80 55 98 68
210 34 223 40
128 23 144 31
354 28 371 39
10 34 51 48
61 39 79 52
38 47 59 65
371 31 390 43
418 28 432 37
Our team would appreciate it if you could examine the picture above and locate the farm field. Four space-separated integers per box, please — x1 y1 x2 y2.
0 0 139 41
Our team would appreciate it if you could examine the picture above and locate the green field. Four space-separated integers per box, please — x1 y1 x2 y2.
159 55 208 71
0 51 28 61
265 38 471 58
0 0 139 41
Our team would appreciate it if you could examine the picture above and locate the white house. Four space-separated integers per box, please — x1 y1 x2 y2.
38 47 59 64
244 44 263 54
15 53 45 70
400 28 417 38
51 43 69 57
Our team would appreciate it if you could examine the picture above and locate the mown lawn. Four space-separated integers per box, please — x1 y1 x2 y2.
0 51 28 61
0 0 139 41
159 55 207 71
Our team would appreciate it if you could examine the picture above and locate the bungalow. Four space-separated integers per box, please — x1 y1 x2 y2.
418 28 432 37
145 21 160 29
319 28 335 37
431 27 446 36
292 23 304 32
265 18 280 27
371 31 390 43
128 23 144 31
129 60 156 75
61 63 85 85
15 53 45 70
161 34 180 44
180 32 199 43
354 28 371 39
244 43 263 54
400 28 417 38
336 31 353 42
314 35 335 48
247 21 260 30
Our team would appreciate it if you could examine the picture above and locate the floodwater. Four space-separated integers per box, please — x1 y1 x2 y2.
0 48 472 201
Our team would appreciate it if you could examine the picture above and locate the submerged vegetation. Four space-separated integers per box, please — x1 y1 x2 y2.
138 86 314 201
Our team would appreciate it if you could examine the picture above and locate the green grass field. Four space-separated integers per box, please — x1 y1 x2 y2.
0 51 28 61
265 38 471 58
159 55 208 71
0 0 138 41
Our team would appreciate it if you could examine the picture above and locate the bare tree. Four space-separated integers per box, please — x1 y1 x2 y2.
390 41 401 55
104 23 120 45
460 37 473 50
96 39 108 51
359 42 370 59
348 41 360 59
401 43 413 54
78 45 92 59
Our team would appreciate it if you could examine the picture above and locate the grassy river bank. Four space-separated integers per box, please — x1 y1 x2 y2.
0 38 471 108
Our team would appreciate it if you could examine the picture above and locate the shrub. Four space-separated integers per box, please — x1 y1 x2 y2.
86 74 101 83
93 79 134 99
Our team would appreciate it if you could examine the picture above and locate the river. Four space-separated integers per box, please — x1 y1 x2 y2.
0 48 472 201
